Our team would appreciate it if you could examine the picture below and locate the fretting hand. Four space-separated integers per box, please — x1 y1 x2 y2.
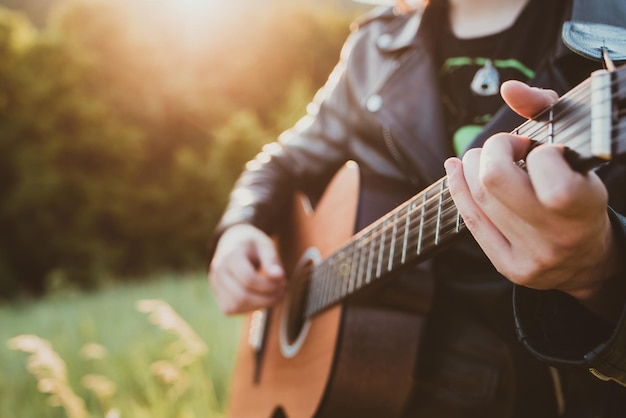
445 80 621 320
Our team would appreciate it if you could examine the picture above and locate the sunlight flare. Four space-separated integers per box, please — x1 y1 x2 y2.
149 0 225 16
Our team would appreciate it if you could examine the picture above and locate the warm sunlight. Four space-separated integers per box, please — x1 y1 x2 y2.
141 0 232 27
130 0 244 51
145 0 226 20
149 0 230 15
172 0 224 15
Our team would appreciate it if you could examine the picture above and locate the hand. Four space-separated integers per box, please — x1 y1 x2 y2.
444 80 619 319
209 224 286 315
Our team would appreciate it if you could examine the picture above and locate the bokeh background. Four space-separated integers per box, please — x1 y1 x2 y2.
0 0 369 416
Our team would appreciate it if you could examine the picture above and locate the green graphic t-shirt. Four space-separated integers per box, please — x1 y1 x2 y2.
436 0 565 155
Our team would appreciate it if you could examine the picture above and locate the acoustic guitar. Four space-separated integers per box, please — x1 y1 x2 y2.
227 65 626 418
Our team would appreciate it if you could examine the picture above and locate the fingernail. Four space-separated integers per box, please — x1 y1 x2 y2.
444 159 457 175
267 264 283 276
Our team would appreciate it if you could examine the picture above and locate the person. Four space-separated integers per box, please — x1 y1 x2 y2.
208 0 626 416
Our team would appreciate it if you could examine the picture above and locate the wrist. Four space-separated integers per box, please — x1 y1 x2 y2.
566 211 625 322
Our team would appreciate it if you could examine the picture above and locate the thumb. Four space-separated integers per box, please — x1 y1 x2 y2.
500 80 558 120
252 234 284 280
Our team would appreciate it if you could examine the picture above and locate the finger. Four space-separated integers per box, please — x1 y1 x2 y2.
252 235 285 281
210 240 284 295
476 134 544 221
525 145 608 216
227 258 285 295
214 274 284 315
500 80 558 119
444 157 513 260
481 132 532 163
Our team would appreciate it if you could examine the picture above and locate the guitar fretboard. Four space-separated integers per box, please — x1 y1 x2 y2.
304 176 462 317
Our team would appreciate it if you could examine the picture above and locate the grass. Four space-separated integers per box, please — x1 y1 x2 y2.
0 273 242 418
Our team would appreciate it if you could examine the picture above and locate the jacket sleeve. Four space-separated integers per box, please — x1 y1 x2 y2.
208 25 368 257
513 204 626 387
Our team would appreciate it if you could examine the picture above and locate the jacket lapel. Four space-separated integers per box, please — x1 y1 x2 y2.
364 10 452 185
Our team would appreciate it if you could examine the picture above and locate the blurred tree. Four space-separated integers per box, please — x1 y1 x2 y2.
0 7 143 296
0 0 359 298
0 0 61 27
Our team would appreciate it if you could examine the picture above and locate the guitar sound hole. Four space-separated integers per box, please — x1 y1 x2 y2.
285 262 312 345
279 247 319 358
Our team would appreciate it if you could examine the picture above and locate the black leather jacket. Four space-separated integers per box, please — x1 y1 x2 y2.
213 3 626 416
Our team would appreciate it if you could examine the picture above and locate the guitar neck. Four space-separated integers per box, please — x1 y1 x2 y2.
304 65 626 318
304 176 462 317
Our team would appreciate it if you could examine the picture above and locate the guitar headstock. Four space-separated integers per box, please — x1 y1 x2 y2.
526 63 626 173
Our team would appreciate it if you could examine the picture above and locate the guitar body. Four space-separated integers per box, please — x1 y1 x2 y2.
228 162 427 418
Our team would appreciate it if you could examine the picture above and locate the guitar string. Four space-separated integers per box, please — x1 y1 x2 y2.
306 68 626 313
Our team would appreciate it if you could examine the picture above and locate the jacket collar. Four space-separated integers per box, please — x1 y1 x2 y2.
375 9 424 53
371 1 577 59
354 6 425 53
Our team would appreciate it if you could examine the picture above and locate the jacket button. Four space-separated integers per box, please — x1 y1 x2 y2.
377 33 393 49
366 94 383 112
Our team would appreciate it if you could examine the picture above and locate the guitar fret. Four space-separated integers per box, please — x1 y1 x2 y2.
388 211 399 271
435 179 445 245
366 224 377 283
339 250 350 298
311 265 319 312
401 202 412 264
346 248 354 297
316 258 328 314
348 242 358 294
417 193 426 255
422 187 440 254
376 220 388 278
356 240 364 290
322 263 333 306
353 238 365 292
356 232 369 289
308 267 318 314
323 266 331 311
305 271 315 315
311 263 319 313
359 230 373 289
548 107 555 144
330 256 339 305
318 267 326 313
437 206 452 238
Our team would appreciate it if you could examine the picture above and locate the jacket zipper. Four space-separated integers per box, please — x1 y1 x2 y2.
382 127 424 187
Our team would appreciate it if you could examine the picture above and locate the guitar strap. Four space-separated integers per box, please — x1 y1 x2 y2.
563 0 626 62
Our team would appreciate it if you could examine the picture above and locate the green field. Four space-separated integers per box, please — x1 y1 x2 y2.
0 274 242 418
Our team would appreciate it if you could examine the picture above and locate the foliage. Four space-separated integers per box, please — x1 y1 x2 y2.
0 8 144 295
0 0 361 297
0 273 242 418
